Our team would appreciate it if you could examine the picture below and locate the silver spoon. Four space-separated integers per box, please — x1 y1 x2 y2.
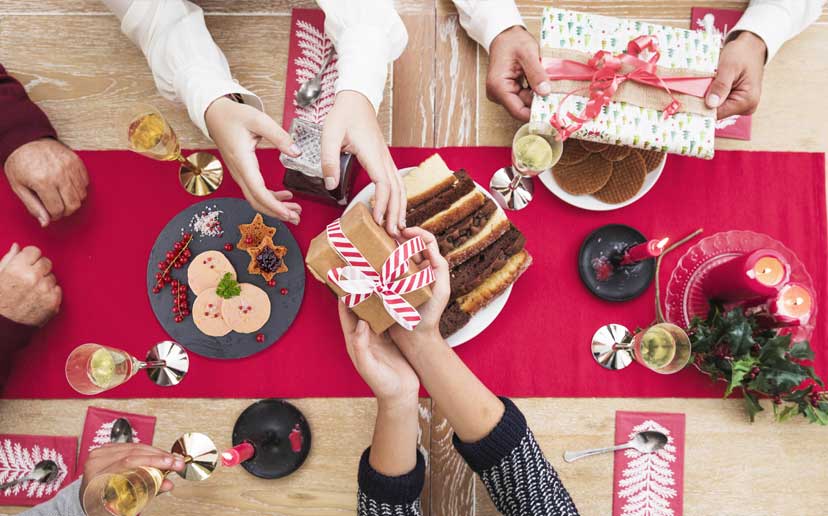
110 417 134 444
295 51 334 108
563 431 667 463
0 460 58 490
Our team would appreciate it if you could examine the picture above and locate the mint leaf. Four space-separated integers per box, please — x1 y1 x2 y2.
216 272 241 299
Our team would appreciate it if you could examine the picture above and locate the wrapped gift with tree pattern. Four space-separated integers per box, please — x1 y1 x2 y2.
530 7 720 159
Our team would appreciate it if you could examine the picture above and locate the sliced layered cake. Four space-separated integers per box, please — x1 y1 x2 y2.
402 154 532 337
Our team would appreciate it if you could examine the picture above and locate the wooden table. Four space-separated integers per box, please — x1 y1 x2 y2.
1 1 827 514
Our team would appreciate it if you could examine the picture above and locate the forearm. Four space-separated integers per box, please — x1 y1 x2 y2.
399 332 503 443
17 479 85 516
0 64 57 166
369 397 419 477
730 0 824 62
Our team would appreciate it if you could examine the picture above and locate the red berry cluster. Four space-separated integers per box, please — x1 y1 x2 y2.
745 365 761 382
171 280 190 323
152 233 193 294
809 389 823 408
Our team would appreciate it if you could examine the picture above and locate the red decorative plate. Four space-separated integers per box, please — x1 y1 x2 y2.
664 230 816 341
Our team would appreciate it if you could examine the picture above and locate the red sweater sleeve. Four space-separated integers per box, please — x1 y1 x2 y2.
0 315 34 388
0 63 57 165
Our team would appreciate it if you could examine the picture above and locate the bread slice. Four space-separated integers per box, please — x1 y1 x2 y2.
449 225 525 299
404 154 456 207
436 198 497 255
456 250 532 315
444 209 510 268
407 170 475 227
421 190 485 235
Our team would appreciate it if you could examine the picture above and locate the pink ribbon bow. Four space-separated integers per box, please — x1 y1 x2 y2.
543 35 713 141
326 219 435 331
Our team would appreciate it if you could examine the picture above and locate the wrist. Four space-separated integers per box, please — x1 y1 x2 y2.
376 393 419 416
731 31 767 62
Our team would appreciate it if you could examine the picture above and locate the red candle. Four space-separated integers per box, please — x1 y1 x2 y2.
704 249 790 302
621 237 669 265
770 283 814 326
221 441 255 467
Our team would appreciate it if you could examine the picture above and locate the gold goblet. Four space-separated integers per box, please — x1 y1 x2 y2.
82 433 218 516
124 104 223 196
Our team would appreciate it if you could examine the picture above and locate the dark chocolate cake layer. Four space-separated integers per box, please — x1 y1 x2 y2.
439 301 471 338
449 225 525 299
406 170 475 227
436 199 497 255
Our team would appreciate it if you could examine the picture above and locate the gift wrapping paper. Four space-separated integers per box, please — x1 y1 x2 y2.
531 7 721 159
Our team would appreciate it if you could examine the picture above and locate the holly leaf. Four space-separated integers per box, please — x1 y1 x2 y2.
744 391 763 422
775 404 799 423
722 311 755 356
725 356 758 398
216 273 241 299
751 359 813 395
789 341 815 361
803 404 828 425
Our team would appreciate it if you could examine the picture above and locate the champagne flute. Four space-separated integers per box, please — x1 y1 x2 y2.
591 322 692 374
65 341 189 395
490 122 563 211
123 103 223 196
82 433 218 516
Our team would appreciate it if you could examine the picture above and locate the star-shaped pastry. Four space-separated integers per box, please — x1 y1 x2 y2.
246 235 288 282
237 213 277 250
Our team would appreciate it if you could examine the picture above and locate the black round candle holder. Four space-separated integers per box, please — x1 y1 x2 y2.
578 224 654 302
231 399 312 479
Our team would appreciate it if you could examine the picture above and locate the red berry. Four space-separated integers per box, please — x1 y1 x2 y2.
157 262 165 270
182 233 191 240
280 288 288 296
172 306 179 313
267 279 276 287
224 243 234 251
179 293 187 300
152 287 161 294
166 251 175 259
245 237 253 244
155 272 163 279
256 334 265 343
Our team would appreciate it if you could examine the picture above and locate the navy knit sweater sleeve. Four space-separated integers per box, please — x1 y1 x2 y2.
357 398 579 515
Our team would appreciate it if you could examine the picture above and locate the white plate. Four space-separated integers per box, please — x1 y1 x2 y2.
538 153 667 211
346 167 512 347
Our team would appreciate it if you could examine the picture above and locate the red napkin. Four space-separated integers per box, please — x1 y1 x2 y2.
690 7 751 140
281 8 338 129
78 407 157 470
613 412 686 516
0 434 76 506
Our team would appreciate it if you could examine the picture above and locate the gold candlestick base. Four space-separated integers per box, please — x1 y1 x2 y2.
179 152 223 196
171 432 219 481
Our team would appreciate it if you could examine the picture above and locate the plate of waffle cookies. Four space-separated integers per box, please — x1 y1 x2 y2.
348 154 532 347
539 139 666 211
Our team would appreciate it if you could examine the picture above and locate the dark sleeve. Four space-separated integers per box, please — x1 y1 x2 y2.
0 63 57 166
0 315 35 388
452 398 580 516
357 447 424 516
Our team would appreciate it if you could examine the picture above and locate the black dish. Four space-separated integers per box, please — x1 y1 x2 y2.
578 224 654 302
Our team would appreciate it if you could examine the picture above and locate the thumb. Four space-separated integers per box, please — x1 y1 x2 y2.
13 186 50 227
320 120 345 191
0 243 20 272
251 112 301 157
706 64 736 110
518 46 551 96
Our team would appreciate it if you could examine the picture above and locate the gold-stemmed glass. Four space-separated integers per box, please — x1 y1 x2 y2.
65 341 189 395
590 322 692 374
124 104 223 196
82 433 218 516
490 123 563 211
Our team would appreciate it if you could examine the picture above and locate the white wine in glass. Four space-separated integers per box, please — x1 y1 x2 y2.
632 323 692 374
83 467 164 516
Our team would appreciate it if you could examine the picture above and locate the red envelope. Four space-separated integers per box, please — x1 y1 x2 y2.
281 8 339 129
612 411 686 516
78 407 156 470
0 434 77 506
690 7 752 141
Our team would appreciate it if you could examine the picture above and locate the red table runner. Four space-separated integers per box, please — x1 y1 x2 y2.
0 148 824 399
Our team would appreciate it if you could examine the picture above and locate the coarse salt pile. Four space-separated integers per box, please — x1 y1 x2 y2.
189 206 224 238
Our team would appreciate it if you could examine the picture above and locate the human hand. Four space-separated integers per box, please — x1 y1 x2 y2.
338 301 419 406
487 26 551 122
3 138 88 227
205 97 302 225
0 243 61 326
706 31 766 120
321 91 405 236
388 227 450 351
79 443 186 504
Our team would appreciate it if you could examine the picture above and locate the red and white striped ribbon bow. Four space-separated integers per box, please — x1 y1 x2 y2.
325 219 435 331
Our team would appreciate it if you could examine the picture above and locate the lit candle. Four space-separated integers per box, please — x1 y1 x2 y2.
221 441 255 467
620 237 669 265
704 249 790 302
770 283 814 327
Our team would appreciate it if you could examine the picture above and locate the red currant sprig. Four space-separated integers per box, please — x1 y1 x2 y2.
152 233 193 294
171 280 190 323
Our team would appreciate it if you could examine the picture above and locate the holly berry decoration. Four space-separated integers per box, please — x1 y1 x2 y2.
171 281 190 323
255 333 265 343
280 288 288 296
153 233 193 294
267 279 276 287
224 243 234 252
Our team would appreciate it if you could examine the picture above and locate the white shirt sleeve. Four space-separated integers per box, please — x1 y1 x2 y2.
451 0 526 52
316 0 408 112
102 0 262 138
730 0 825 62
